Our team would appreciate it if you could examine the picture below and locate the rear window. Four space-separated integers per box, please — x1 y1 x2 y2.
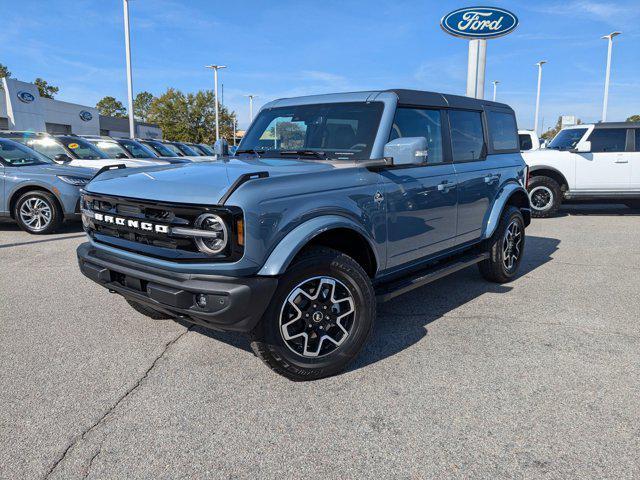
449 110 485 162
636 130 640 152
487 111 518 150
588 128 627 152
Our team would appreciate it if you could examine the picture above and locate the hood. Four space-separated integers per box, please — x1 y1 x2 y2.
85 156 338 204
13 163 94 177
521 148 570 165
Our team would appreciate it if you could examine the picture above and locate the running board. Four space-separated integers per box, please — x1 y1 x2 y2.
375 252 490 302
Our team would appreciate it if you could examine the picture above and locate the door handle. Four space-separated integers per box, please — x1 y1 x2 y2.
437 180 456 192
615 156 628 164
484 173 500 183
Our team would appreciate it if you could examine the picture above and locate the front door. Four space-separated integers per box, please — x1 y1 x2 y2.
575 127 630 191
382 108 458 269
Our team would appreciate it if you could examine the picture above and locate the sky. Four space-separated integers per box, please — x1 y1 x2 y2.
1 0 639 130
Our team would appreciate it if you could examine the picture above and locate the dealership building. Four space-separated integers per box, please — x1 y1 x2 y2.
0 77 161 138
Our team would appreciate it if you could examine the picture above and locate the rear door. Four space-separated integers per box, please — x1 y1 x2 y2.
448 109 501 244
575 127 630 191
382 107 458 269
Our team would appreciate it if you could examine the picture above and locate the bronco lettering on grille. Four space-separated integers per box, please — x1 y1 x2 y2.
94 212 169 234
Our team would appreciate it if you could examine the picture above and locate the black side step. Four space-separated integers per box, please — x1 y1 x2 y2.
375 252 490 302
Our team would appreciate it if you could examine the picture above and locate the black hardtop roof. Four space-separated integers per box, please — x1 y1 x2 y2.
593 121 640 129
385 89 513 111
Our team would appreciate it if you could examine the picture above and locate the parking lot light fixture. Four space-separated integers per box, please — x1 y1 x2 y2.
123 0 135 139
492 80 500 101
601 31 621 122
205 65 227 141
534 61 547 135
244 94 257 124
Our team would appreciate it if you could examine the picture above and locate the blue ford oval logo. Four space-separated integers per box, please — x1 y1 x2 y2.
441 7 518 39
17 91 35 103
79 110 93 122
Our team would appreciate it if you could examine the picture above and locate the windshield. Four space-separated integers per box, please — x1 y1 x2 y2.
0 139 53 166
174 143 199 156
196 144 216 155
239 102 384 160
57 136 110 159
162 142 186 156
143 141 178 157
90 140 129 159
548 128 588 150
119 139 157 158
8 135 68 159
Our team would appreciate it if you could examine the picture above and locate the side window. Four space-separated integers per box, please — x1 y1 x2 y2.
448 110 485 162
487 111 518 150
588 128 627 152
519 133 533 151
389 108 444 164
635 129 640 152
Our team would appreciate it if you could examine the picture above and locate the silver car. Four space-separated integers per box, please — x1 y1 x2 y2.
0 138 93 234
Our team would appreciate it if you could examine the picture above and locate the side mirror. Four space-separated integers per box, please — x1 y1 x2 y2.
572 140 591 153
383 137 428 166
54 154 72 163
115 152 128 159
214 138 229 156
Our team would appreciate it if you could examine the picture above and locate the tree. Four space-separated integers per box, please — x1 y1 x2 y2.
96 96 127 118
148 88 237 143
134 91 154 122
0 63 10 78
34 78 59 98
627 115 640 122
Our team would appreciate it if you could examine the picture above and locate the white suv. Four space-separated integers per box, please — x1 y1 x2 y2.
522 122 640 217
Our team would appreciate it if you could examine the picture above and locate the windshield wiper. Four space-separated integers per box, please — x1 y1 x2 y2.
235 149 265 157
278 150 327 159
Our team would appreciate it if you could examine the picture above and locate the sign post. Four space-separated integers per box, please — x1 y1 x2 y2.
441 7 519 99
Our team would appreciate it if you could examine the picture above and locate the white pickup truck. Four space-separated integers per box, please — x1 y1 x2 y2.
522 122 640 217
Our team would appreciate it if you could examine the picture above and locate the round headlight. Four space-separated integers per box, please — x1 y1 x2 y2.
194 213 228 254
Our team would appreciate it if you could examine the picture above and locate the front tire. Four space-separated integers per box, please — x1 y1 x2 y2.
250 247 375 381
479 206 526 283
13 190 62 234
528 176 562 218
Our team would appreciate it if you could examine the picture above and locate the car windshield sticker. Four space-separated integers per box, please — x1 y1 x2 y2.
68 143 79 149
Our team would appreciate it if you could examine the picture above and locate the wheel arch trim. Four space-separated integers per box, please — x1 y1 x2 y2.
258 215 379 276
483 183 531 239
528 165 569 188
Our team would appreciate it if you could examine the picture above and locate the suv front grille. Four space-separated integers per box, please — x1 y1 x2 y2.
81 193 244 262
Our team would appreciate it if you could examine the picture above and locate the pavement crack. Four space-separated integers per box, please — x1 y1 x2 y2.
43 326 192 479
82 439 104 480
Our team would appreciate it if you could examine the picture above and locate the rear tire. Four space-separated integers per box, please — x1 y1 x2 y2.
126 299 173 320
479 206 526 283
528 176 561 218
250 247 375 381
13 191 63 234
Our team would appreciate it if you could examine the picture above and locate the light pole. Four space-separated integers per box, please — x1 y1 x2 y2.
601 31 621 122
533 61 547 135
122 0 135 139
492 80 499 101
205 65 227 141
245 94 257 123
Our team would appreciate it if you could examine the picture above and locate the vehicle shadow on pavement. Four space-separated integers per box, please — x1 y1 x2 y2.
0 221 85 248
348 235 560 373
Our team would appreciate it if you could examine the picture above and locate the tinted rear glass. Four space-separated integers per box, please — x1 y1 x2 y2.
449 110 485 161
519 134 533 151
487 111 518 150
588 128 627 152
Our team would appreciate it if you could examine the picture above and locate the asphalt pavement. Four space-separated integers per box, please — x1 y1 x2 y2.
1 204 639 479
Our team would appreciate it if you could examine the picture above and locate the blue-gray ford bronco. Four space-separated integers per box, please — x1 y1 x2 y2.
77 89 531 380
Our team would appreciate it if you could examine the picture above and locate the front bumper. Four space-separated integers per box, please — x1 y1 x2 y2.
77 242 278 332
